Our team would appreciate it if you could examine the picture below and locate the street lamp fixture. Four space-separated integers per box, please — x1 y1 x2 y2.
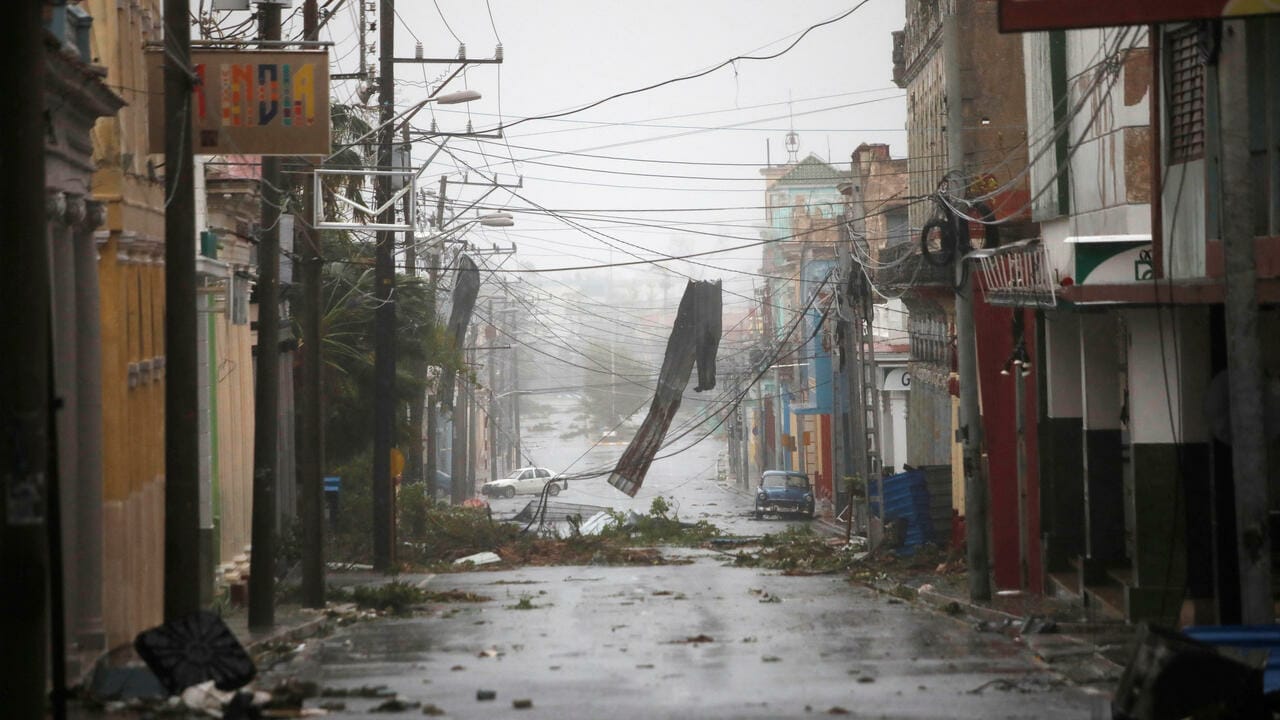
433 89 482 105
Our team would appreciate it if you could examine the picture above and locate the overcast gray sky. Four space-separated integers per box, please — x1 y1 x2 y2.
283 0 908 307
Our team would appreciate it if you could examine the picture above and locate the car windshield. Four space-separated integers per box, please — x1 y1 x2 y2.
504 469 528 480
762 473 807 489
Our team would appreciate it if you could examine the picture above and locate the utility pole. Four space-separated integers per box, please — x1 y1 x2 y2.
403 123 426 487
512 342 522 467
488 299 498 484
163 0 202 623
249 0 283 630
450 344 471 504
1219 18 1270 623
297 0 325 610
371 0 396 570
944 14 990 602
0 1 50 711
425 177 448 500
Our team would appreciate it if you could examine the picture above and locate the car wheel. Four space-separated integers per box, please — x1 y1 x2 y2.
503 486 515 499
547 483 560 496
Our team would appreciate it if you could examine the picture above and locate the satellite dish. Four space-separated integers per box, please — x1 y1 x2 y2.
1204 370 1280 443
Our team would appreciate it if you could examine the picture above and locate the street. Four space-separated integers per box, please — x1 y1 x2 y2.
263 414 1106 719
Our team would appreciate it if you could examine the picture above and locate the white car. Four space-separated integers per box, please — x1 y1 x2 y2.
480 467 567 498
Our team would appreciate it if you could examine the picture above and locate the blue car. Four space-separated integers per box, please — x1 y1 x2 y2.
754 470 815 519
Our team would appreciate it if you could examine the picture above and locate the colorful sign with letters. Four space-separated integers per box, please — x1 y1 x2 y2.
148 49 330 156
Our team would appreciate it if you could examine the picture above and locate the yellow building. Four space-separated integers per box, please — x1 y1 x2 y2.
88 0 167 649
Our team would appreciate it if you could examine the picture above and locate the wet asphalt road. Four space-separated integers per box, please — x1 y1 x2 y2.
280 554 1103 719
271 439 1102 718
262 403 1106 718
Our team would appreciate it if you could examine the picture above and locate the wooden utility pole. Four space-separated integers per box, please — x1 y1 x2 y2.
163 0 203 622
0 1 51 712
297 0 325 610
249 0 283 630
372 0 396 570
1219 19 1270 623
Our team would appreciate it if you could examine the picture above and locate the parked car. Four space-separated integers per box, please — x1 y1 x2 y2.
480 467 567 498
754 470 815 519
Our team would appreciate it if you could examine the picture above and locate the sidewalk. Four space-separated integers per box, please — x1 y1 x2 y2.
806 513 1132 696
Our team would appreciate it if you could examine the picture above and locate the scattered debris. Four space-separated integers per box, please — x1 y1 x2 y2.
636 664 655 669
454 551 503 567
134 610 257 695
370 698 421 713
476 689 497 701
828 707 850 715
321 685 395 698
1019 615 1060 635
672 634 715 644
450 666 466 672
512 698 534 709
507 594 541 610
477 647 503 658
762 656 782 663
421 704 445 716
318 701 346 712
856 676 875 684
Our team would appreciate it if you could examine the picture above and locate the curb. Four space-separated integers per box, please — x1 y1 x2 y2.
243 613 331 654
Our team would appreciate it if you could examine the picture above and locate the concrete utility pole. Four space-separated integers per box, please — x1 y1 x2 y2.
372 0 396 570
451 343 471 504
297 0 325 610
163 0 203 623
944 13 991 602
1219 19 1270 623
0 2 50 712
488 299 498 484
249 0 283 631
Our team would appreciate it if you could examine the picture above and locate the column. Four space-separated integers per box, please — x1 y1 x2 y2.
73 200 107 650
1123 307 1211 623
1079 313 1126 583
1038 313 1085 576
49 191 80 654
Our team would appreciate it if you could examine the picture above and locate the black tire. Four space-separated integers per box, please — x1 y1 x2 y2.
920 217 957 266
503 486 515 499
547 483 560 497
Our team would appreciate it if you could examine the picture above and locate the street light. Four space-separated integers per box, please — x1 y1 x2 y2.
413 212 515 255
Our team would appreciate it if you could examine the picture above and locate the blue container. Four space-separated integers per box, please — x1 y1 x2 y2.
867 469 936 552
1183 625 1280 694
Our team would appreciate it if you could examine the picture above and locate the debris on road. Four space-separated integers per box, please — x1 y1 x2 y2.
476 689 497 701
421 704 446 716
369 697 421 713
512 698 534 709
671 634 715 644
453 551 502 566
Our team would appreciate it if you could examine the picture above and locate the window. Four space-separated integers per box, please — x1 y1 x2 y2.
1167 26 1205 164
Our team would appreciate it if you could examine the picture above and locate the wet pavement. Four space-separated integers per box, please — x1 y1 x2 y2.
272 554 1106 719
261 409 1108 718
